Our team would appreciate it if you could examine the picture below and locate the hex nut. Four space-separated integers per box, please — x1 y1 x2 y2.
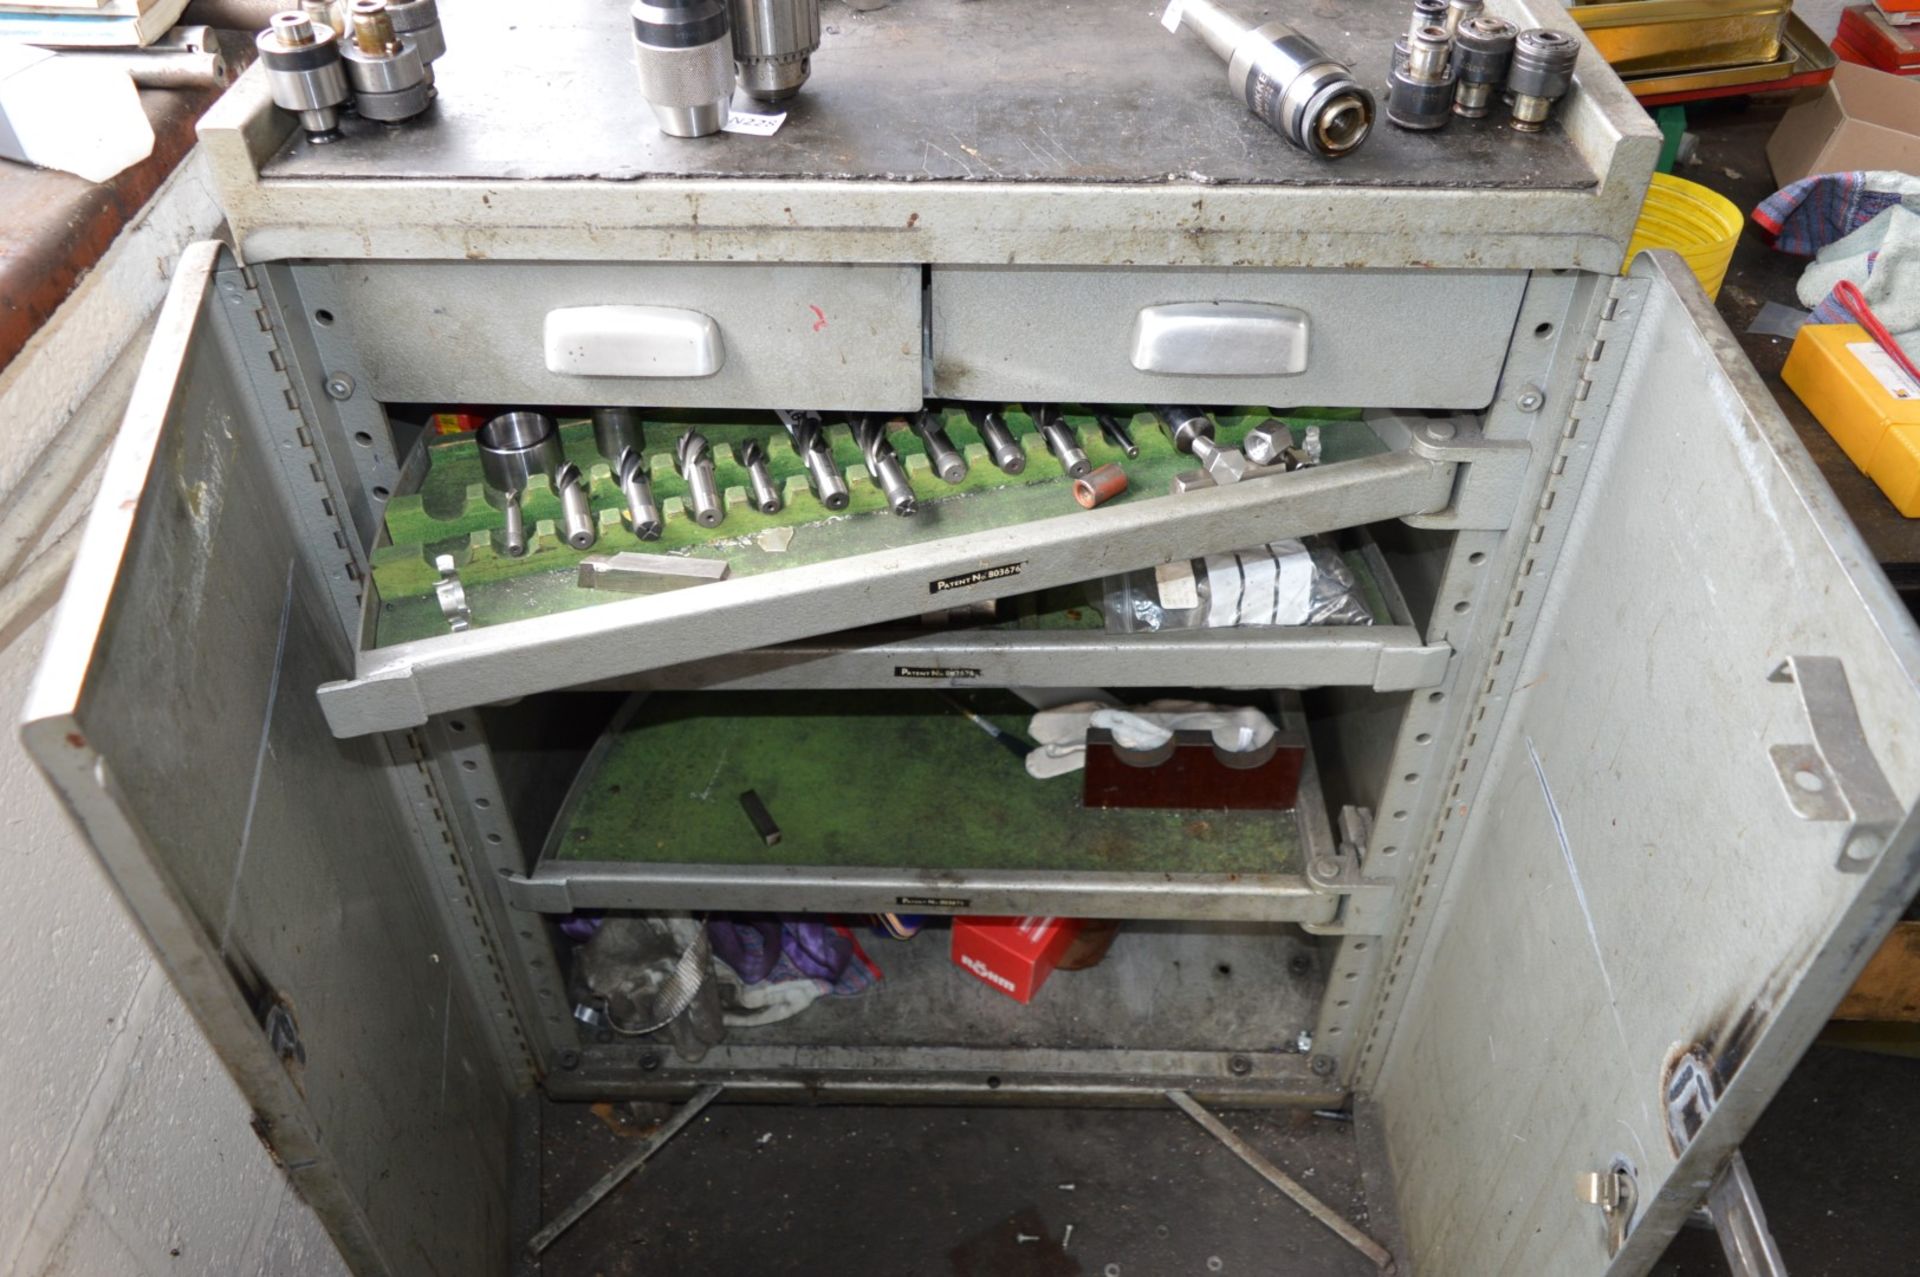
1243 422 1292 467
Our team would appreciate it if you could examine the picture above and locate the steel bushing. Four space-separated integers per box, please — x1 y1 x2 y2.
1452 16 1517 118
1507 27 1578 132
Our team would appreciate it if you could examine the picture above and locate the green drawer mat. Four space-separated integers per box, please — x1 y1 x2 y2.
371 407 1371 646
548 691 1305 876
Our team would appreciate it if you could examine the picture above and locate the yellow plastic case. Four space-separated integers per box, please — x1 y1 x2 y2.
1781 322 1920 516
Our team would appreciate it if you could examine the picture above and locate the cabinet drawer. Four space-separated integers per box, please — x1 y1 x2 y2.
929 266 1527 409
308 260 924 411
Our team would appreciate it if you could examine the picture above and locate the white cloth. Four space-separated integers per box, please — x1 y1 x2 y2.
1798 203 1920 350
1024 699 1279 779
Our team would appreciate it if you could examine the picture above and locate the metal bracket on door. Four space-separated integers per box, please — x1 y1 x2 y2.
1370 413 1533 532
1766 656 1902 873
1664 1049 1788 1277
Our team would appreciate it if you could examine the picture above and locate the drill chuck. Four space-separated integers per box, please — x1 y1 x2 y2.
632 0 734 137
728 0 819 101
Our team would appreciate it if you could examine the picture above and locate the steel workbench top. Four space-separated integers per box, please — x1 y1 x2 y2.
196 0 1661 270
263 0 1590 190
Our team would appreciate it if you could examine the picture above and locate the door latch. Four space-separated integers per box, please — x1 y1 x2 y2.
1577 1161 1637 1258
1767 656 1901 873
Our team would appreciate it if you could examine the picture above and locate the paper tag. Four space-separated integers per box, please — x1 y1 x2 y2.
1847 341 1920 401
1160 0 1185 32
1270 540 1314 625
1154 560 1200 611
723 110 787 136
1203 554 1244 628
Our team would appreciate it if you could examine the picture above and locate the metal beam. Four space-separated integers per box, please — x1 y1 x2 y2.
590 626 1452 694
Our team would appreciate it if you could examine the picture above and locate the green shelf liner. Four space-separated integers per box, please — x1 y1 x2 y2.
371 407 1372 646
548 691 1305 877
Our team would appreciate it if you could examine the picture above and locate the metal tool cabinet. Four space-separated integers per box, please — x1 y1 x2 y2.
22 1 1920 1274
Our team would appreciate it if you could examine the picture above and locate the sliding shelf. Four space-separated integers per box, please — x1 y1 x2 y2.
318 413 1508 738
502 692 1340 924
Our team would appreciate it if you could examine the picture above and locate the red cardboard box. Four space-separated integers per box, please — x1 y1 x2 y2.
950 916 1081 1004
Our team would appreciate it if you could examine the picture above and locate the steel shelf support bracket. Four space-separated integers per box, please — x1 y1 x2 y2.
1766 655 1902 873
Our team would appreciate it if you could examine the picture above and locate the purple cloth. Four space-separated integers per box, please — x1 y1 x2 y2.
1753 172 1906 256
708 917 857 987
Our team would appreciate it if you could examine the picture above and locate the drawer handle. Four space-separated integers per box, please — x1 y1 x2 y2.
544 305 725 379
1129 302 1309 377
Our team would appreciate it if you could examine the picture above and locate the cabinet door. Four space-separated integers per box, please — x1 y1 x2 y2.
21 244 515 1277
1375 254 1920 1274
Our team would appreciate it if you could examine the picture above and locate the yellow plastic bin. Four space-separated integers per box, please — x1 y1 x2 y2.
1624 172 1744 301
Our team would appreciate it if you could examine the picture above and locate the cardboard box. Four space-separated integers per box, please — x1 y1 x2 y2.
1767 62 1920 186
950 916 1081 1004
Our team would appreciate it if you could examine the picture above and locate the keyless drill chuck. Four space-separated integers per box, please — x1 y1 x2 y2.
1451 15 1517 119
728 0 819 101
256 11 351 141
1166 0 1373 159
1386 26 1456 132
632 0 734 138
340 0 430 122
1506 27 1578 132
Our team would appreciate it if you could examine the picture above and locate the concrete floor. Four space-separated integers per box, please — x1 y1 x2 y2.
531 97 1920 1276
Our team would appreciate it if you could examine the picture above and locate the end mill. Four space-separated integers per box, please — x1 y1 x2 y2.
850 415 917 517
256 11 351 142
1094 410 1141 460
1163 0 1373 159
777 409 849 510
675 431 725 528
592 408 662 540
1034 407 1091 479
550 462 598 551
477 411 562 559
741 440 783 514
965 406 1027 475
912 409 968 484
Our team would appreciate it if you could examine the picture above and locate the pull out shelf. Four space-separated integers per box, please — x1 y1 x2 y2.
503 693 1341 925
319 413 1497 738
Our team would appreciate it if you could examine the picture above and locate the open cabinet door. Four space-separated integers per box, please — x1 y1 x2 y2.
1375 253 1920 1275
21 243 515 1277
